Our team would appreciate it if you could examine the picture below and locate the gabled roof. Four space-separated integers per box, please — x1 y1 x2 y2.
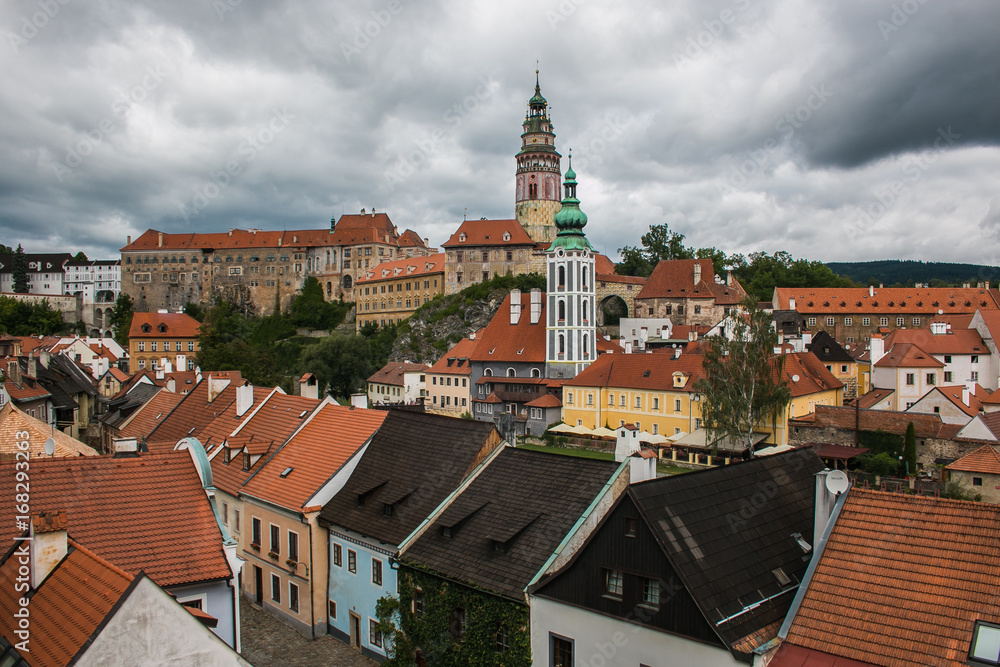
774 286 999 314
0 538 133 667
563 351 706 391
789 405 949 439
367 361 430 385
873 342 945 368
882 326 987 355
196 385 274 451
397 229 429 248
143 376 242 447
319 411 502 546
224 391 321 453
854 387 894 409
330 213 398 246
781 488 1000 667
471 292 547 363
128 312 201 339
121 227 337 252
630 449 825 655
0 252 72 274
946 444 1000 474
401 448 620 599
240 402 386 512
117 388 185 441
807 331 855 363
593 253 617 275
428 332 483 375
0 453 232 587
0 403 98 458
922 384 989 418
2 379 51 402
782 352 844 397
524 393 562 408
356 253 445 283
636 258 746 305
99 382 163 430
442 219 535 248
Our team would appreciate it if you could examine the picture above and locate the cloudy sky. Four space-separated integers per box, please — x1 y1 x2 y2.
2 0 999 266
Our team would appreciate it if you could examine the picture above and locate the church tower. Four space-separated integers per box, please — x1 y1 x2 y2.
515 72 562 245
546 155 596 379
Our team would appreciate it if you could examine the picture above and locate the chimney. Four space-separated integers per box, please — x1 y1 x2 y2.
963 386 971 407
870 334 885 366
802 331 812 346
30 511 69 589
158 232 163 248
299 374 319 400
726 270 733 286
113 437 140 457
615 424 641 462
869 285 874 297
529 289 542 325
624 341 633 354
236 381 254 416
814 469 848 544
469 331 476 340
350 393 368 409
629 449 657 483
693 262 702 287
789 297 796 310
510 289 522 324
127 235 131 245
207 375 232 402
674 347 681 359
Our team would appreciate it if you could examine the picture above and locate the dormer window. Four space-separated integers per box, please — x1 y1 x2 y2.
502 231 511 241
243 452 250 471
141 324 151 333
223 447 231 464
158 323 167 333
458 232 467 242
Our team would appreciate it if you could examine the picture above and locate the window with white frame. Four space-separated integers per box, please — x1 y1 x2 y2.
289 582 299 612
271 574 281 603
372 558 383 586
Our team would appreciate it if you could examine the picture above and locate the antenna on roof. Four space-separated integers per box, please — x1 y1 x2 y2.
464 208 467 221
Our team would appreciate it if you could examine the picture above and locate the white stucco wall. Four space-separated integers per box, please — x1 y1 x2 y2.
76 576 249 666
529 595 744 667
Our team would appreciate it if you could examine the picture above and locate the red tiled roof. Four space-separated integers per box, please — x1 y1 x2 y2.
524 393 562 408
0 453 233 587
471 292 547 363
854 387 894 409
397 229 428 248
781 352 844 398
2 379 51 401
428 332 483 374
883 327 986 355
367 362 430 385
196 385 274 450
596 273 647 285
984 387 1000 406
771 643 880 667
481 392 503 404
226 391 321 453
930 384 988 417
774 286 999 314
128 312 201 339
564 351 706 391
108 367 130 382
873 342 945 368
946 444 1000 474
783 488 1000 666
118 388 185 440
0 538 133 667
636 258 746 305
356 253 445 283
0 403 98 458
240 402 386 511
121 227 338 252
143 375 243 447
442 219 535 247
329 212 398 246
594 254 617 275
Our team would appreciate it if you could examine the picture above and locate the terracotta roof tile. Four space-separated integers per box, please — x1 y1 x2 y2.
356 253 445 283
564 351 706 391
854 387 894 409
781 352 844 398
873 342 945 368
790 404 948 438
929 384 989 417
397 229 429 248
121 227 338 252
442 219 535 247
0 403 98 458
0 538 133 667
783 488 1000 666
471 292 547 363
428 332 483 375
946 444 1000 474
117 389 185 441
0 453 233 587
128 312 201 339
774 286 999 314
883 327 986 355
524 393 562 408
3 379 51 402
143 376 243 447
636 258 747 305
367 362 430 385
593 254 617 275
240 402 386 511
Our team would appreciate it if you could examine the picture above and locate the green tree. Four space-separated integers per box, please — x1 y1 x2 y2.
695 298 791 456
0 296 65 336
12 245 29 294
73 251 88 262
616 223 694 276
108 293 134 347
183 301 205 322
299 333 372 399
902 421 917 477
287 276 347 330
732 250 854 303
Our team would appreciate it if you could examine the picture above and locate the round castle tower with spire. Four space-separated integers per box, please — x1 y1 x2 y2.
515 72 562 245
545 154 597 379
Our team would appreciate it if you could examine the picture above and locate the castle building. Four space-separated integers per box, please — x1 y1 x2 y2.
515 72 562 245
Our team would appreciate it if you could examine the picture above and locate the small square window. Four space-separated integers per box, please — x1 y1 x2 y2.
624 517 637 538
974 477 984 487
372 558 383 586
329 600 337 619
826 317 835 326
370 619 383 648
642 578 660 607
604 569 623 598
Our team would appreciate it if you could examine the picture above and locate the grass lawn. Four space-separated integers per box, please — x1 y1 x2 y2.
517 443 690 476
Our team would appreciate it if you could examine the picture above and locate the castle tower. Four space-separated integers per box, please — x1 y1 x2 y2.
515 72 562 245
546 155 596 379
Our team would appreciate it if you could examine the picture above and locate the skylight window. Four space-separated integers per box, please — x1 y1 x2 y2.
791 532 812 554
299 410 308 418
280 467 293 478
970 620 1000 665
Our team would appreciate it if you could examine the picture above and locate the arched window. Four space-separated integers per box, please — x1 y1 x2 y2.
484 368 494 377
558 300 566 322
558 334 565 354
558 266 565 288
583 334 589 359
531 368 541 378
343 275 353 289
583 300 589 322
506 368 516 377
582 266 589 289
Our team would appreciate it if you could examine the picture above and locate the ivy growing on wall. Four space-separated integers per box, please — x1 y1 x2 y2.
377 566 531 667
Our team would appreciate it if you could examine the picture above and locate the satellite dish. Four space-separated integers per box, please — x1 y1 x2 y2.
44 438 55 456
826 470 850 495
791 374 800 383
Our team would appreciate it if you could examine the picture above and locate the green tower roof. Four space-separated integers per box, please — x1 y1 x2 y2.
549 154 594 253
